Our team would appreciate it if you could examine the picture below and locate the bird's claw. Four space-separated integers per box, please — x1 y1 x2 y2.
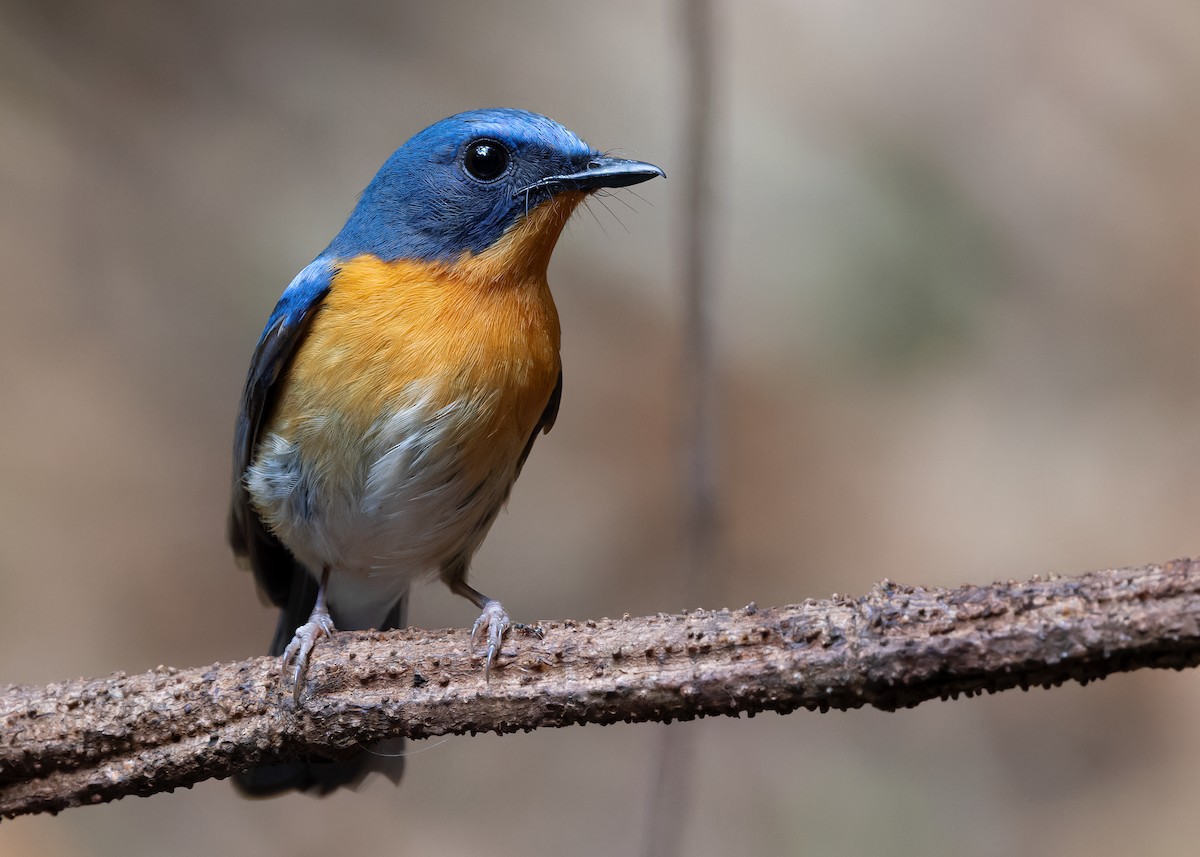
470 602 544 680
471 601 510 681
281 613 335 704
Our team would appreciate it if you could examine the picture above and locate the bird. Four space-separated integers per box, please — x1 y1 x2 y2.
227 108 663 795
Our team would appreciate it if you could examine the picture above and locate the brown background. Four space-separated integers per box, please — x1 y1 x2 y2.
2 1 1199 854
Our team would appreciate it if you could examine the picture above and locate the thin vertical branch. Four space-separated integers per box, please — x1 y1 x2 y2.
680 2 719 592
642 1 719 855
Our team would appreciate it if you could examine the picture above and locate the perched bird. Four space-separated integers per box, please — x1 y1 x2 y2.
228 108 663 795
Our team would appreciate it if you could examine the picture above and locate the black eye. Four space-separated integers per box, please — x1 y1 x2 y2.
463 139 510 181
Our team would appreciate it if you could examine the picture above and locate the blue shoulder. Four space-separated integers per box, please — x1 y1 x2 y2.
261 256 335 342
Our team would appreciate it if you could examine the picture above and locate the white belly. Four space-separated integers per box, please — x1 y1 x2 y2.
246 393 516 627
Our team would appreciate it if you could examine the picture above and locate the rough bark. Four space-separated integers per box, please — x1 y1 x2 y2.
3 557 1199 820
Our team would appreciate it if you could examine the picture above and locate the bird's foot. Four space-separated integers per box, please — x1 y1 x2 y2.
281 610 335 704
470 600 544 680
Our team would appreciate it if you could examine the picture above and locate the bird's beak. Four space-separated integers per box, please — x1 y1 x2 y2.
520 157 665 196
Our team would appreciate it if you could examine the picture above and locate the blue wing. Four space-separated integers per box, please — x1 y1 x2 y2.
228 257 334 607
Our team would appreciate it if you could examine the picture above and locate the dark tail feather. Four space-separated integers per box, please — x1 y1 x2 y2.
234 567 407 797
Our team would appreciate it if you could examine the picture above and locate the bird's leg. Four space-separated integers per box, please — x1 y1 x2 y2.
444 568 542 680
281 566 335 704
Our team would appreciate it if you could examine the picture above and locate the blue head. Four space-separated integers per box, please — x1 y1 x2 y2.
324 108 663 263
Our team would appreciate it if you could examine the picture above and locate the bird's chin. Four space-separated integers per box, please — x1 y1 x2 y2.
454 191 586 285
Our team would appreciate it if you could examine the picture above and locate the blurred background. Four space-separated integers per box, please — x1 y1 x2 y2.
2 0 1199 854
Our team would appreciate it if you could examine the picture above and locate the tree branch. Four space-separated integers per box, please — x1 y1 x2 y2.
3 557 1200 820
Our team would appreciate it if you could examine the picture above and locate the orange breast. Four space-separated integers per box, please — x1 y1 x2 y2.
274 258 558 471
266 194 582 487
